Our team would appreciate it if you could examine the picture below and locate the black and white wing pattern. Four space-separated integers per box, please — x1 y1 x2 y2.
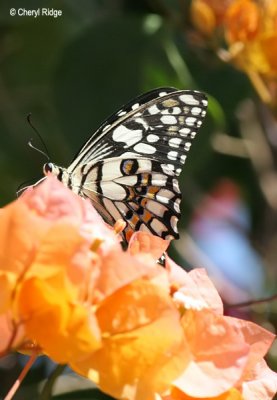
44 88 208 241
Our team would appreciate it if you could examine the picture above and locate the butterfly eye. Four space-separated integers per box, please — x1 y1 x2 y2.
43 162 53 175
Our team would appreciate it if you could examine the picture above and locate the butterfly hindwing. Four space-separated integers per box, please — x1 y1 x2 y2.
72 157 181 241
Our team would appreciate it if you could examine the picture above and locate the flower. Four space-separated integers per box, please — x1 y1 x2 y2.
223 0 277 79
0 177 119 360
190 0 233 36
161 257 277 400
0 177 276 400
71 234 184 399
190 0 277 104
72 271 186 400
224 0 261 43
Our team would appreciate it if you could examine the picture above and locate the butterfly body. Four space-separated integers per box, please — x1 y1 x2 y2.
42 88 208 241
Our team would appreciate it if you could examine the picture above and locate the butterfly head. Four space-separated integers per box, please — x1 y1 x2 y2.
43 162 61 178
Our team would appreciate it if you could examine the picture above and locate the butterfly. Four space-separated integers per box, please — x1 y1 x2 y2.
41 87 208 242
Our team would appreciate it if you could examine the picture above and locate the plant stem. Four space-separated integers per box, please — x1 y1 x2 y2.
225 293 277 309
4 351 38 400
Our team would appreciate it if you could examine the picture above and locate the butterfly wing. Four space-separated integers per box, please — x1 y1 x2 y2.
68 88 208 241
71 156 181 241
68 87 178 172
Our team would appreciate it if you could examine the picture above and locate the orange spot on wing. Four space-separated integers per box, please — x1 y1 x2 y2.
142 210 152 223
140 198 148 207
125 228 134 242
141 173 150 185
146 186 160 199
127 188 136 200
130 214 139 226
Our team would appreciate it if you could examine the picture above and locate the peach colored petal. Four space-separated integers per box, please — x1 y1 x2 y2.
242 359 277 400
0 200 46 276
191 0 217 36
224 317 276 382
166 257 223 314
0 312 25 354
191 0 233 27
165 256 194 287
0 177 119 315
93 249 167 303
187 268 223 314
16 277 101 364
21 177 120 253
73 280 187 400
128 231 169 259
224 0 261 43
24 223 94 294
0 272 17 313
164 386 243 399
172 310 249 398
0 201 47 313
260 33 277 74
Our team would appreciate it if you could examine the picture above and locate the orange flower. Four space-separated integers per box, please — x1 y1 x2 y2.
72 276 187 400
0 177 119 359
128 231 169 260
163 359 277 400
1 178 276 400
171 311 275 398
1 179 187 399
70 242 183 399
191 0 233 35
162 257 277 400
163 387 242 399
224 0 261 43
71 248 277 400
241 359 277 399
165 256 223 314
190 0 277 103
190 0 217 36
223 0 277 91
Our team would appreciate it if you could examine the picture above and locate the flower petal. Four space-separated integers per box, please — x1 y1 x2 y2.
93 249 168 302
166 257 223 314
73 280 187 400
242 359 277 400
173 310 249 397
128 231 169 259
17 277 101 363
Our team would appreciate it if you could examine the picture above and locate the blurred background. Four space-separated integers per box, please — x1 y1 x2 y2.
0 0 276 398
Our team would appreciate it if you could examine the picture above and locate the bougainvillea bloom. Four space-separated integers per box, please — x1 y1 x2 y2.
163 258 277 400
190 0 277 105
0 177 276 400
0 177 119 359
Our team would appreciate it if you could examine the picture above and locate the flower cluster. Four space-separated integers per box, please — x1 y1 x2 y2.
0 177 276 399
190 0 277 105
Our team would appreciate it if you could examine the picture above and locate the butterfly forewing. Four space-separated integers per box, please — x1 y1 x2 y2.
46 88 208 241
68 88 178 171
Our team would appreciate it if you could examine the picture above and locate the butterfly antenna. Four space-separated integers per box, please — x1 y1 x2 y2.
27 113 50 161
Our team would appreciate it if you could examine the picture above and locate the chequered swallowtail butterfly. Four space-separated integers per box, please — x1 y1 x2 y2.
42 88 208 241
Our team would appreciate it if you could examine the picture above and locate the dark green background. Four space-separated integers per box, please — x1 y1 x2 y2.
0 1 276 399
